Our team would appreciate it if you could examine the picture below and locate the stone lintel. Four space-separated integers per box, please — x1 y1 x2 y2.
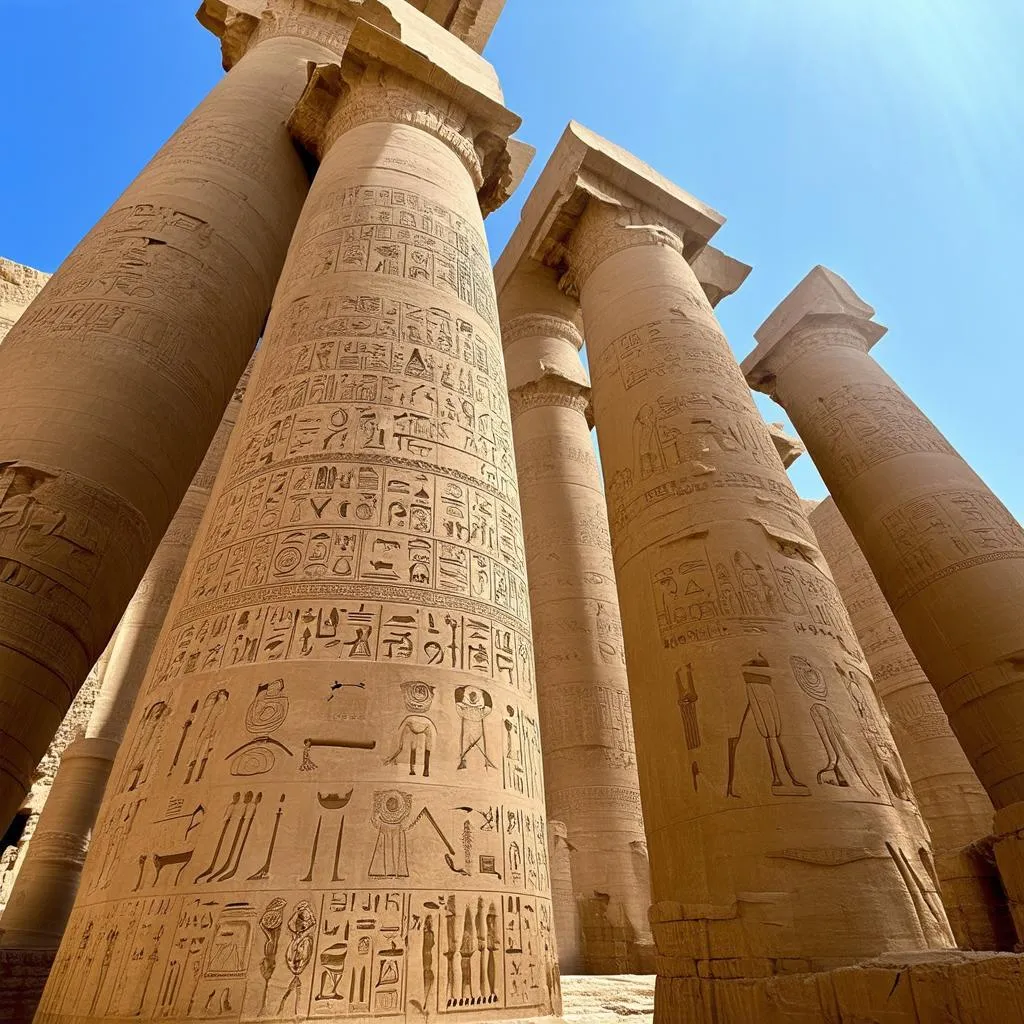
741 266 888 392
692 244 751 308
198 1 506 105
286 18 522 209
494 120 725 294
407 0 506 52
766 422 804 468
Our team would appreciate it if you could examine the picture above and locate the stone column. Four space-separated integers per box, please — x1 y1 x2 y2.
0 0 359 832
809 496 1014 950
744 266 1024 942
547 821 582 974
500 123 952 1017
497 259 652 973
0 365 250 953
37 24 559 1024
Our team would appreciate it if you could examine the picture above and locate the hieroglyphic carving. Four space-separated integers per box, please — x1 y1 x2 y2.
44 71 554 1021
878 488 1024 606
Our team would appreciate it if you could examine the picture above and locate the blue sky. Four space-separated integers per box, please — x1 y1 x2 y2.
1 1 1021 516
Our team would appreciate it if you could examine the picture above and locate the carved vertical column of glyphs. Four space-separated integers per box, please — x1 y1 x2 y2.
509 127 955 1022
0 0 371 832
744 266 1024 944
0 363 252 954
809 496 1014 951
36 24 559 1024
499 262 652 974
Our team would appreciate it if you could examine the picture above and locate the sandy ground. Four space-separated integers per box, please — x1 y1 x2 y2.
558 975 656 1022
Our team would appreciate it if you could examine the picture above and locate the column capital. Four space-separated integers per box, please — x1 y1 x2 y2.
742 265 888 396
286 20 525 212
691 245 752 308
493 121 726 299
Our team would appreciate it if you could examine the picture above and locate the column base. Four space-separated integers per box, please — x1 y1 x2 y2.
654 950 1024 1022
0 948 56 1024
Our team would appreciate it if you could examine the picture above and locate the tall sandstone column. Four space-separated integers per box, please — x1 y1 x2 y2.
809 496 1014 950
497 258 651 973
505 123 953 1019
0 0 348 832
37 21 560 1024
744 267 1024 942
0 364 251 954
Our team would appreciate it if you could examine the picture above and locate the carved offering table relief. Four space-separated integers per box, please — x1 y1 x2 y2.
36 21 557 1024
809 496 1014 951
496 259 652 973
497 123 953 1021
744 266 1024 943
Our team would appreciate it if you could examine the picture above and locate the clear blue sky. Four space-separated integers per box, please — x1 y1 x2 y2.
1 1 1021 516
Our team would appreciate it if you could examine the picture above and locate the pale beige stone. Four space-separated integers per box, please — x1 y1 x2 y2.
500 123 953 1019
38 17 557 1024
745 266 1024 943
0 365 250 957
497 257 652 973
809 496 1013 951
547 822 582 974
0 258 49 344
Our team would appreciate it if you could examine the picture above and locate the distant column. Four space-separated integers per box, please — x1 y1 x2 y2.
0 0 358 831
0 365 250 951
810 496 1013 950
547 821 582 973
497 123 952 1018
744 266 1024 941
498 259 652 972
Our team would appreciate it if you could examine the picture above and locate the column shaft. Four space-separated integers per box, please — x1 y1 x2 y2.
0 370 248 953
574 206 952 1000
743 281 1024 938
37 56 557 1024
504 313 651 972
810 497 1013 950
0 31 322 831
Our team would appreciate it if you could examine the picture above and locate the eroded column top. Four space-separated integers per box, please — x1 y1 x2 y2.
742 265 888 394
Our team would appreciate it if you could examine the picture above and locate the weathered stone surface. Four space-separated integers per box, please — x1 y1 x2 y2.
38 17 556 1024
499 124 952 1018
0 366 251 962
0 258 49 343
0 2 346 837
809 495 1013 950
745 265 1024 943
0 948 55 1024
497 256 652 974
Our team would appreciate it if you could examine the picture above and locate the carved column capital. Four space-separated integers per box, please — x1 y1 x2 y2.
558 196 687 298
501 313 583 352
743 313 886 399
508 376 592 426
287 22 521 212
